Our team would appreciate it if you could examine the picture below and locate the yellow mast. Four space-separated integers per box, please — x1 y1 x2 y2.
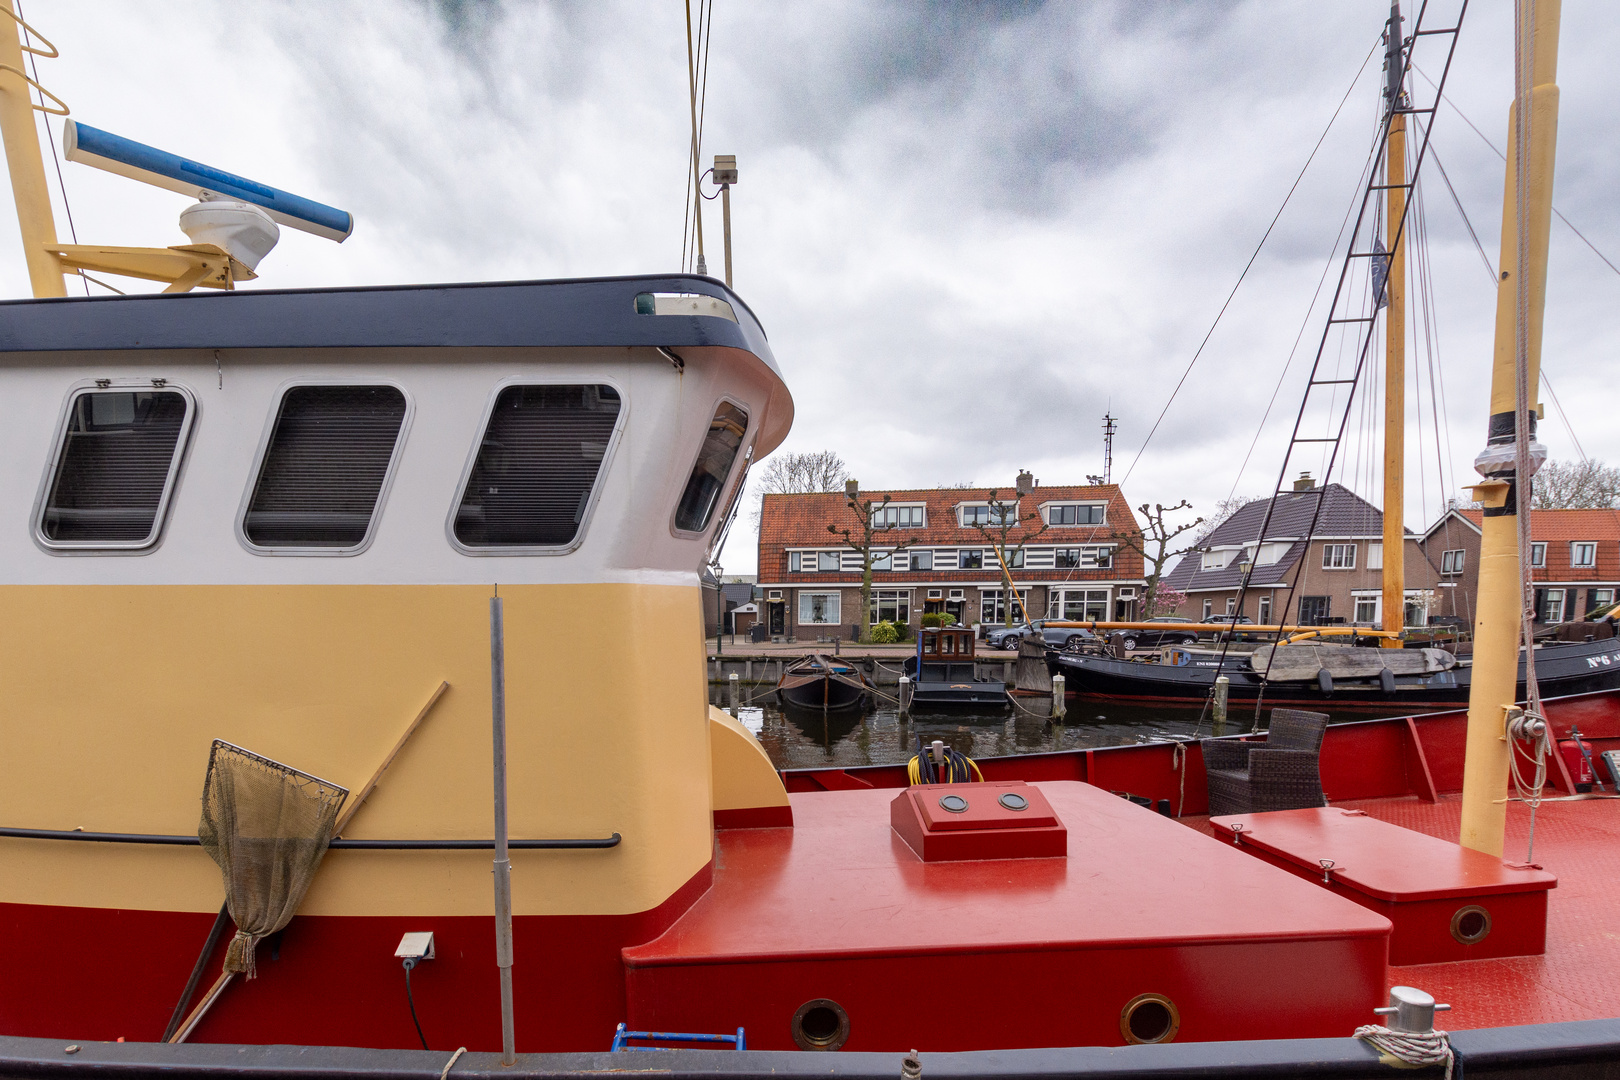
0 0 65 297
1381 2 1407 647
1459 0 1561 857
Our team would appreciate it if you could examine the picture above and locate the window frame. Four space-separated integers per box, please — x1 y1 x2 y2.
1322 543 1356 570
670 395 752 539
871 502 926 530
1530 542 1547 568
1044 502 1106 526
33 380 199 555
445 377 627 557
1440 549 1466 575
798 590 841 626
236 379 414 558
1571 541 1597 569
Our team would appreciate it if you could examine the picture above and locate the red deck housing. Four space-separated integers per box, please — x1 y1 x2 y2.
890 781 1066 861
1210 807 1556 965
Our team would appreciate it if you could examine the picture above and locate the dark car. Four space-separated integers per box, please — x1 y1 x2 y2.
985 621 1097 651
1199 614 1257 642
1113 617 1200 651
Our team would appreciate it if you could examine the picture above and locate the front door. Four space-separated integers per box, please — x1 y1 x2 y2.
1298 596 1330 625
768 601 786 635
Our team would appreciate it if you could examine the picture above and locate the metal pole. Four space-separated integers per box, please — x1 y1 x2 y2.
721 183 733 288
490 596 517 1065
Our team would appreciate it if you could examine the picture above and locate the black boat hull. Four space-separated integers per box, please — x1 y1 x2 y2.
777 674 868 712
1050 637 1620 711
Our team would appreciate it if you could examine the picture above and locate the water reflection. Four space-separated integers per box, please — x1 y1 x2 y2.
711 686 1241 771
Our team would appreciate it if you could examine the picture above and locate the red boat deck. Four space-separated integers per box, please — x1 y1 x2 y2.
1189 793 1620 1029
623 780 1389 1051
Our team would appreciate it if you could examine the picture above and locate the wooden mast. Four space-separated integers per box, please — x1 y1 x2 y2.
1380 1 1407 647
1459 0 1562 857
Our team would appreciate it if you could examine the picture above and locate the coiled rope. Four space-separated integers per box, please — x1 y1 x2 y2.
1354 1025 1453 1080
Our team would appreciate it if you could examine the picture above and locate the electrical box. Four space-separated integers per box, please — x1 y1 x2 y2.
890 781 1066 862
395 931 435 962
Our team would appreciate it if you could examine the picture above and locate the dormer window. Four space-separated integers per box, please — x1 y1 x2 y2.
960 502 1017 527
1045 502 1105 526
1201 548 1236 571
872 503 925 529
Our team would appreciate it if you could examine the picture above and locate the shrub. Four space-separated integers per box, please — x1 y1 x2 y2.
868 620 899 644
921 612 957 628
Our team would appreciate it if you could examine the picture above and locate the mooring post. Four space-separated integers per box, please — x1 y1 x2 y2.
1213 675 1229 732
1051 673 1066 720
728 672 740 715
898 676 912 719
489 596 517 1065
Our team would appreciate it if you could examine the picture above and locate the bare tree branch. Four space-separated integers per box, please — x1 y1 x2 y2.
828 493 920 642
1112 500 1203 618
1531 458 1620 509
968 489 1050 627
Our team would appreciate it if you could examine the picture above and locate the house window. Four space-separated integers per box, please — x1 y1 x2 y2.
1590 588 1615 615
453 384 621 549
1354 595 1379 624
961 502 1018 527
1440 549 1466 575
1202 598 1213 619
242 385 408 550
1046 588 1106 620
1531 543 1546 568
1322 543 1356 569
982 588 1034 623
1055 548 1080 568
960 549 984 570
910 549 933 571
1258 595 1272 624
1046 503 1105 526
1572 542 1597 568
798 591 840 625
1225 597 1237 615
870 590 911 625
1202 549 1233 571
788 551 800 572
1367 543 1383 570
673 401 748 533
1092 546 1113 569
1541 588 1566 624
871 551 892 572
1299 596 1331 624
1006 548 1025 569
39 387 195 550
872 504 925 529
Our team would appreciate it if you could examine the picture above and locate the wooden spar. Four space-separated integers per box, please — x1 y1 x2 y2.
336 681 451 836
1381 0 1408 649
1460 0 1562 857
0 0 64 297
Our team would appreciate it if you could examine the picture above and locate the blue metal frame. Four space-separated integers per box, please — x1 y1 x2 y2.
610 1023 745 1052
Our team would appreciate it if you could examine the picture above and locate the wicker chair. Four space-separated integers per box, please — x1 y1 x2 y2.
1202 709 1329 817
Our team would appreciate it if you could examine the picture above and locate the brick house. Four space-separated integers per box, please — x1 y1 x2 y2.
1414 508 1620 625
1160 476 1428 629
756 484 1145 639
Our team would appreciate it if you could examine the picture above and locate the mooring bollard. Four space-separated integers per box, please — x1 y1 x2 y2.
1213 674 1229 731
1051 673 1066 720
728 672 740 715
898 676 912 719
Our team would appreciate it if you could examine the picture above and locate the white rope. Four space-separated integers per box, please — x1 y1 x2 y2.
1354 1025 1453 1080
1172 742 1187 818
439 1046 468 1080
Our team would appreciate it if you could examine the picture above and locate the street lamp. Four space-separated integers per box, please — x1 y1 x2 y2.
713 154 738 289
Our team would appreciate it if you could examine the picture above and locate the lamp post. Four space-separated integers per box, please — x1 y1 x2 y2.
714 154 738 289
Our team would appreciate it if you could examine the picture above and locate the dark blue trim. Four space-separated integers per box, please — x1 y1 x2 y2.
0 276 774 373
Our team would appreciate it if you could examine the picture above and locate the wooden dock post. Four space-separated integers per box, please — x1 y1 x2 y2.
898 676 912 719
728 672 740 715
1213 675 1229 733
1051 674 1066 720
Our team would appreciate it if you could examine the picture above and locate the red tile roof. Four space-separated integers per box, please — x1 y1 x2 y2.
1458 508 1620 581
757 484 1144 583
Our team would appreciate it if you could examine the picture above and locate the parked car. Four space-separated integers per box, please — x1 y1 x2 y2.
985 621 1098 650
1113 617 1200 652
1198 614 1257 642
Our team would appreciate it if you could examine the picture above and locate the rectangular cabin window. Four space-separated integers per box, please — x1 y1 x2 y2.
454 384 621 549
39 388 192 549
242 385 408 550
674 401 749 533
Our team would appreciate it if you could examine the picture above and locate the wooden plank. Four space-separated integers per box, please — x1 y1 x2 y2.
1403 718 1440 803
1251 644 1454 682
335 680 450 836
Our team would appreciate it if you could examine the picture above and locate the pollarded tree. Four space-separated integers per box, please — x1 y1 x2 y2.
966 474 1050 627
827 483 921 643
1111 500 1204 620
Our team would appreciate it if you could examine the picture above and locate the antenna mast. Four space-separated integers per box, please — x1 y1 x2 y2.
1103 414 1117 484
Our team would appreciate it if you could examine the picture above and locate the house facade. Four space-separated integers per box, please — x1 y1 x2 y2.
1161 476 1428 629
756 484 1145 639
1414 508 1620 625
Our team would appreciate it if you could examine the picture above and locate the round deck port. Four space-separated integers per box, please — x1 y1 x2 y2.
1451 904 1491 944
1120 993 1180 1044
792 999 849 1051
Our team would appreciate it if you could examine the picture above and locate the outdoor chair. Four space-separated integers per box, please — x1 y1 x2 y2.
1201 708 1329 817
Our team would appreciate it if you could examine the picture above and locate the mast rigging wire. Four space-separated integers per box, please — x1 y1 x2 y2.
1119 34 1382 487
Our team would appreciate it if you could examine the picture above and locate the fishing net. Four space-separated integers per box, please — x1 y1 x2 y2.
197 740 348 979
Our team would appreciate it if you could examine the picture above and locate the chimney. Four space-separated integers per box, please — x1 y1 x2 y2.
1293 472 1316 492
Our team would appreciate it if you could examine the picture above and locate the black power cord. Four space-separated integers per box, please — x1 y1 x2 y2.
402 958 429 1050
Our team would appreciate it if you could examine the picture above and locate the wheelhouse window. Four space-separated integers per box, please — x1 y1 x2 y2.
674 402 748 533
1322 543 1356 569
39 387 193 549
798 591 840 625
1571 542 1597 569
872 504 924 529
1440 549 1466 575
242 385 407 550
454 384 621 549
1046 503 1105 526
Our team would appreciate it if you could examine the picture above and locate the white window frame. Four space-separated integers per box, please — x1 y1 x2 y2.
1225 597 1237 615
1202 598 1213 619
1531 542 1547 568
910 549 933 571
1043 502 1106 527
34 380 199 555
1367 542 1383 571
237 378 414 558
1257 595 1272 624
798 591 841 626
1541 588 1566 623
959 501 1019 528
1571 542 1597 569
871 550 892 572
869 589 912 625
1322 543 1356 569
871 503 926 530
1352 592 1380 625
446 377 627 557
1440 549 1466 575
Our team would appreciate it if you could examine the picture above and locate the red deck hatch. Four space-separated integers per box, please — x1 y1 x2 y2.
891 781 1066 860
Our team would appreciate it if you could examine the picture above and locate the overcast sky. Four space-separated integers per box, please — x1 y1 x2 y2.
2 1 1616 574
